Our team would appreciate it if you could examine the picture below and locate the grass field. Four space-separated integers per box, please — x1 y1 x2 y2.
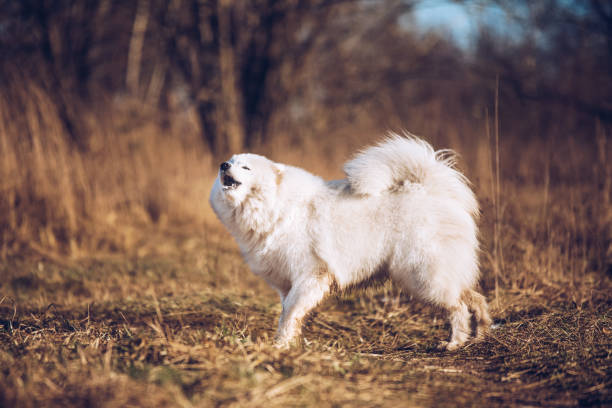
1 2 610 403
1 218 610 407
1 86 611 406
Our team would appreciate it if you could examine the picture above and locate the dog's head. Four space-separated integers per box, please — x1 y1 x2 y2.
213 153 283 203
210 153 284 235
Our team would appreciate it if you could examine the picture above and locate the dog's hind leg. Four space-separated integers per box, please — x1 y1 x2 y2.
461 289 491 340
438 290 491 351
275 275 332 347
441 300 471 351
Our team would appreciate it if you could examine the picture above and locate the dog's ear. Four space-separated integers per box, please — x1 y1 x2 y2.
274 164 285 186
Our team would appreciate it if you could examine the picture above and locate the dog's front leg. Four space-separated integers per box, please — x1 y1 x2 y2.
275 276 331 347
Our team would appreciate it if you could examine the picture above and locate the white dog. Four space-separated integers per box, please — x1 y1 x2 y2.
209 134 491 350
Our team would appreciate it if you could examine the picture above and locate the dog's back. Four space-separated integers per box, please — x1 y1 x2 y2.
343 133 478 216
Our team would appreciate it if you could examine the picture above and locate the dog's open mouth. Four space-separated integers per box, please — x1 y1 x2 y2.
222 174 241 189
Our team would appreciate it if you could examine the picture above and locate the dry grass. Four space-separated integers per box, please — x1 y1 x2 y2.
0 225 610 407
0 78 611 406
0 78 214 258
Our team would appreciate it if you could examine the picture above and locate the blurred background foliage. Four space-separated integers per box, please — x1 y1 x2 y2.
1 0 609 151
0 0 610 280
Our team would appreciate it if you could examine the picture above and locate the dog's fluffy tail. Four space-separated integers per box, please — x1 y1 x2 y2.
343 132 478 217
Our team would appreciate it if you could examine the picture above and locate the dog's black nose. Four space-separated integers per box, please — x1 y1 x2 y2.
220 162 230 171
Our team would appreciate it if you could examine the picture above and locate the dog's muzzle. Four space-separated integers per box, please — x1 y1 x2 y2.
222 172 241 189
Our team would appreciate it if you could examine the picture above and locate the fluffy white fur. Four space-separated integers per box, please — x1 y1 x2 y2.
209 133 491 350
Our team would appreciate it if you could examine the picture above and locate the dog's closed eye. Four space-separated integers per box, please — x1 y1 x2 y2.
242 166 251 170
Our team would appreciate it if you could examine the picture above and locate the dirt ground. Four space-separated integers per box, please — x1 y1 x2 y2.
1 226 610 408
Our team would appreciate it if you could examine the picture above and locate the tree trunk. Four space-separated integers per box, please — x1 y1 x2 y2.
215 0 245 155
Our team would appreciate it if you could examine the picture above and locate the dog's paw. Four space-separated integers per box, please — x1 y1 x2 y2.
274 340 291 350
273 335 302 349
436 340 462 351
